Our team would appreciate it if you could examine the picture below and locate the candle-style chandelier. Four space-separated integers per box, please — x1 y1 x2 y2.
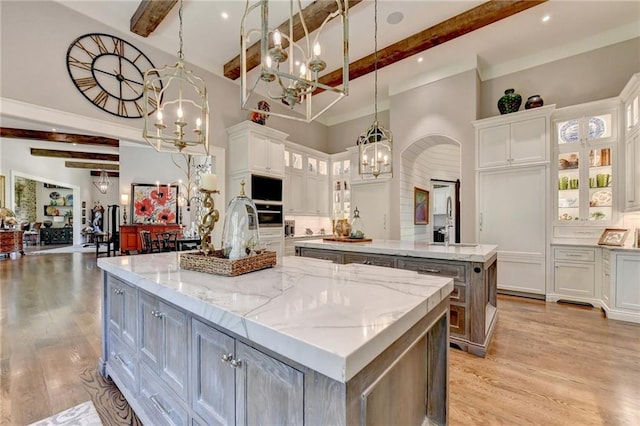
358 0 392 179
240 0 349 123
142 0 209 154
93 170 110 194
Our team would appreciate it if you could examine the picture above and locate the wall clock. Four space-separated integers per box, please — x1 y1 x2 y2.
66 33 161 119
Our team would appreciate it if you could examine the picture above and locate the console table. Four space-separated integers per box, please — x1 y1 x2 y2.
119 224 182 254
0 230 24 257
40 227 73 245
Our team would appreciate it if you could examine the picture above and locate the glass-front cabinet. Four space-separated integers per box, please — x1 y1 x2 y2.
331 157 351 219
554 103 618 225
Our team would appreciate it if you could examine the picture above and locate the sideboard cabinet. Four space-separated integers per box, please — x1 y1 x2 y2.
120 224 182 253
0 230 23 257
40 227 73 245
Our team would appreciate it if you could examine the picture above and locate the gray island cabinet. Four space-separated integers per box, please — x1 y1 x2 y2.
295 240 498 357
98 253 453 426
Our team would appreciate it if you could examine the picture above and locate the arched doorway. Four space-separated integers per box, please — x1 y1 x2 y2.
399 135 461 242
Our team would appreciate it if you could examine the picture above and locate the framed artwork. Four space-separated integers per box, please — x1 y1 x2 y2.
414 187 429 225
131 183 179 224
597 228 629 247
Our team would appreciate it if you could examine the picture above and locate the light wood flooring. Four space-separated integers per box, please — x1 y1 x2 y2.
1 252 639 425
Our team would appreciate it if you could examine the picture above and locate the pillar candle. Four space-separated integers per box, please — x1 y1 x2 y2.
201 173 217 191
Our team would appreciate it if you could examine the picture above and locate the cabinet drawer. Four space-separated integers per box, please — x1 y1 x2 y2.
449 304 466 337
140 365 188 426
297 248 343 263
343 253 395 268
108 332 137 393
553 247 596 262
396 258 468 286
450 285 466 304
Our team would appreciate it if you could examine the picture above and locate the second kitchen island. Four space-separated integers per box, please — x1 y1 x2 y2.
296 239 498 357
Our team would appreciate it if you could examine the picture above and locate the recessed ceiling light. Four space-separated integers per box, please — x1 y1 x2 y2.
221 12 229 20
387 11 404 25
542 15 551 23
417 57 423 63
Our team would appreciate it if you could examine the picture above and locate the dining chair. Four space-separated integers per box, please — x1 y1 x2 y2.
139 231 160 254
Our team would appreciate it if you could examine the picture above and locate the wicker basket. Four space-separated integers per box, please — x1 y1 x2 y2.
180 249 277 277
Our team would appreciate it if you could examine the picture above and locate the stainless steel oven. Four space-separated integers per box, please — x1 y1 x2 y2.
255 203 283 228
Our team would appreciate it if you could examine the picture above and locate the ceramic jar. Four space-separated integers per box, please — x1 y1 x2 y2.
525 95 544 109
497 89 522 114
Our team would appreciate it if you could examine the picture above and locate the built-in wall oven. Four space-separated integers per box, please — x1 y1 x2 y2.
255 203 283 228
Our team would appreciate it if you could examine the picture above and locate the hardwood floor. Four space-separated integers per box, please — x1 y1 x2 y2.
1 252 639 425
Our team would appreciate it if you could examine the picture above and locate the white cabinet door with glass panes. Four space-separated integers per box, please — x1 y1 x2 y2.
331 156 351 218
554 104 617 225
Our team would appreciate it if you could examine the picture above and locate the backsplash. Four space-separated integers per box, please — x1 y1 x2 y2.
284 216 332 237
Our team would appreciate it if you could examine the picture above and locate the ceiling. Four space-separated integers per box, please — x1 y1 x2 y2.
8 0 640 131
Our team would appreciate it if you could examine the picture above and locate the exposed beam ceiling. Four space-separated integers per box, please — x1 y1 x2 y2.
31 148 119 162
223 0 364 80
130 0 178 37
0 128 119 148
317 0 548 91
65 161 120 171
90 171 120 178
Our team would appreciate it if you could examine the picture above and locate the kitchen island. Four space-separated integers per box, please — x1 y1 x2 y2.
97 253 453 426
295 239 498 357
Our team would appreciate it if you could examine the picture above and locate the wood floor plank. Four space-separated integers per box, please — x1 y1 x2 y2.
1 253 639 425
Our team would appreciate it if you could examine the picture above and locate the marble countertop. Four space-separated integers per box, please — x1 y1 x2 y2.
97 253 453 383
294 239 498 263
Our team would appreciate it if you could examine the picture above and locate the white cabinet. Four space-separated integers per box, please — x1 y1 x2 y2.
331 152 351 218
284 141 329 216
284 171 304 214
259 226 283 261
621 73 640 211
306 175 329 216
601 250 640 323
477 166 547 295
227 121 288 178
351 180 391 240
550 246 599 304
433 187 448 215
474 106 553 169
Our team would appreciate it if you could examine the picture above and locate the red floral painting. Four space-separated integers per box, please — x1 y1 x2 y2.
131 183 178 224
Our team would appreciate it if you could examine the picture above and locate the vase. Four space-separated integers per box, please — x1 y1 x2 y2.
524 95 544 110
497 89 522 115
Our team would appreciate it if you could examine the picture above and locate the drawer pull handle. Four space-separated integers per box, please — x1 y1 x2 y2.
221 353 233 363
421 268 441 274
565 254 583 257
230 358 243 369
149 395 170 417
110 351 126 366
151 310 164 319
113 288 123 295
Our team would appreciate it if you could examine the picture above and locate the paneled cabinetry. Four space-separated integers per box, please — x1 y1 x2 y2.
284 142 329 216
331 152 351 218
227 121 287 178
621 73 640 211
601 250 640 323
549 245 600 306
474 106 553 297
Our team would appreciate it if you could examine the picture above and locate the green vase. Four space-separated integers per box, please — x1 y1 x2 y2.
497 89 522 115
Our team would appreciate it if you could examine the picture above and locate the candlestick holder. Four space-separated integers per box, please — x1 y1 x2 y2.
122 205 128 225
198 189 220 254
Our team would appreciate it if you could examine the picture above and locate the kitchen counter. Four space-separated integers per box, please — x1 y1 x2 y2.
98 253 452 425
294 239 498 263
98 253 452 382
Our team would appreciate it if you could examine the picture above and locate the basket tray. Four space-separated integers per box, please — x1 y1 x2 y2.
180 249 276 277
322 237 373 243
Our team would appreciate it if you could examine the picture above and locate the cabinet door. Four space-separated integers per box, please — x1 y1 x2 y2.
262 236 283 260
306 175 328 215
285 172 304 214
107 277 137 350
510 117 546 165
625 133 640 210
477 124 509 168
250 133 269 173
268 140 285 176
191 319 235 426
159 301 188 400
235 342 303 426
553 261 595 297
615 254 640 311
602 250 611 306
140 292 162 372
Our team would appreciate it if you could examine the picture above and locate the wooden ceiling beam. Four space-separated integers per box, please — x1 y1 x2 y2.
31 148 119 162
317 0 548 91
0 127 119 148
224 0 364 80
90 171 120 178
65 162 120 171
130 0 178 37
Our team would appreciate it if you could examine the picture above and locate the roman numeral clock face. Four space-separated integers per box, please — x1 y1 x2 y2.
66 33 161 118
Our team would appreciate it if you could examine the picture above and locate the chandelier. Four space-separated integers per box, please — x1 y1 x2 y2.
240 0 349 123
93 170 110 194
143 0 209 154
358 0 392 179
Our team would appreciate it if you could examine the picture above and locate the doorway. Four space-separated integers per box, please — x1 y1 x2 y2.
431 179 460 243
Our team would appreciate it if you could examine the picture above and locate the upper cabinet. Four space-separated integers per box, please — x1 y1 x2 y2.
283 141 329 216
620 73 640 211
227 121 288 178
552 99 620 226
331 152 351 218
473 105 555 170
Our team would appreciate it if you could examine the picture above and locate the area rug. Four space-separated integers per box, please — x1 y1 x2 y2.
28 400 102 426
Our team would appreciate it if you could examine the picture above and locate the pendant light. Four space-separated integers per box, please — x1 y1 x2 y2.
142 0 209 154
358 0 392 179
93 170 110 194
